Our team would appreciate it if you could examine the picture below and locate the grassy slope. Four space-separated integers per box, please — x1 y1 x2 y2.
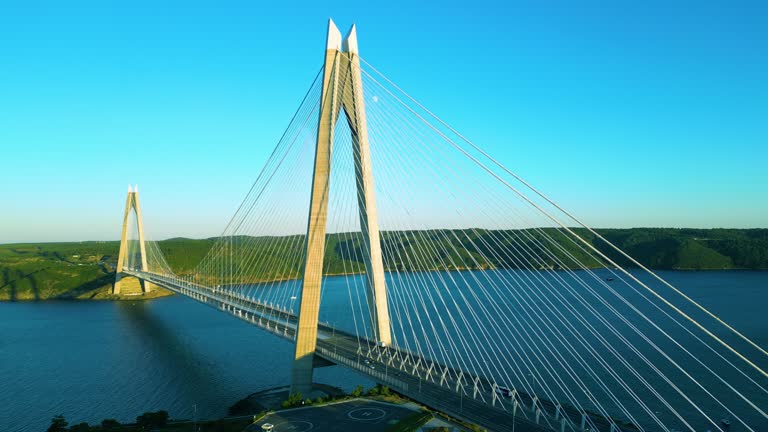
0 242 119 301
1 228 766 301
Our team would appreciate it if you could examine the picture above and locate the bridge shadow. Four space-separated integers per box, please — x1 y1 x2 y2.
0 268 16 301
0 268 42 301
29 269 40 300
115 300 231 412
53 272 115 299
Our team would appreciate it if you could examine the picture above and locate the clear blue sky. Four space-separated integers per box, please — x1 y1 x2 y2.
1 0 766 243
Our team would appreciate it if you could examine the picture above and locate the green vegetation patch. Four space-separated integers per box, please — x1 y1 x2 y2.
3 228 766 302
45 412 252 432
385 410 433 432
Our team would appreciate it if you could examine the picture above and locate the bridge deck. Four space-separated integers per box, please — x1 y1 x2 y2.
128 271 640 432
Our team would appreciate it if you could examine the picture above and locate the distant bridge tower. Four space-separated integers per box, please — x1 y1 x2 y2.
291 19 392 395
113 185 155 295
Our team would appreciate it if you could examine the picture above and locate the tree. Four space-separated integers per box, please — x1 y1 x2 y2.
351 385 364 397
70 422 90 432
281 392 303 409
228 398 252 416
101 419 121 429
136 410 169 428
47 415 68 432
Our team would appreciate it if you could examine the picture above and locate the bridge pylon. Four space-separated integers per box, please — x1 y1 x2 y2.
113 185 155 295
291 19 392 396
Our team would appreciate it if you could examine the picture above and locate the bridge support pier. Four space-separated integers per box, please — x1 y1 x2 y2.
291 19 392 396
114 185 155 295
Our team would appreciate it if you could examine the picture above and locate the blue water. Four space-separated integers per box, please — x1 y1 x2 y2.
0 294 370 432
0 270 766 432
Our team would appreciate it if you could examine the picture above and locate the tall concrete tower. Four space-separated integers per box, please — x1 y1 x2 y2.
291 20 392 396
114 185 155 295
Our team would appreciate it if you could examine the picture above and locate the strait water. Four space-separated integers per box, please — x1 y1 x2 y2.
0 270 766 432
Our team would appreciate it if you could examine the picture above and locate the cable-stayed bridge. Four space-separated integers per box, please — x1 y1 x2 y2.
113 20 768 432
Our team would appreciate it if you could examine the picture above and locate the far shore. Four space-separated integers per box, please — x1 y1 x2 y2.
2 267 764 303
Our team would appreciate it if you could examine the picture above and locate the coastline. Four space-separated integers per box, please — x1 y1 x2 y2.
2 268 764 303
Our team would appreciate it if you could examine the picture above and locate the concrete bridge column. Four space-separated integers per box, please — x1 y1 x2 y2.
291 19 392 396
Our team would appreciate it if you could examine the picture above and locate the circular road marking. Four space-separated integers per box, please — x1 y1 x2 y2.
273 420 314 432
347 407 387 421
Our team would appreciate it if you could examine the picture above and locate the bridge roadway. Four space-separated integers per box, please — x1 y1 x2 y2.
128 271 637 432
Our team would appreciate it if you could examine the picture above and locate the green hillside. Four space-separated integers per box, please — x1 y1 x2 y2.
593 228 768 270
1 228 766 301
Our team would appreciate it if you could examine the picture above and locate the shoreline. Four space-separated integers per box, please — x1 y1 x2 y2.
1 268 765 303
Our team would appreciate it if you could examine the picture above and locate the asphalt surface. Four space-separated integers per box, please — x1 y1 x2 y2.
246 400 415 432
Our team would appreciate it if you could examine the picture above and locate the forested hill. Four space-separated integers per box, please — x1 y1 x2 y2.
155 228 768 275
1 228 766 301
584 228 768 270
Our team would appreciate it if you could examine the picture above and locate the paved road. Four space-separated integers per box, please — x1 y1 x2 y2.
130 271 637 432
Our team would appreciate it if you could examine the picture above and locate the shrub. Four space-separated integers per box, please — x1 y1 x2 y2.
281 392 303 408
47 415 68 432
228 398 252 415
136 410 169 428
70 422 90 432
101 419 121 429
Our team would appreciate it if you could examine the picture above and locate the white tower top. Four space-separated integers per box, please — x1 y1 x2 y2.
342 24 359 54
326 19 342 51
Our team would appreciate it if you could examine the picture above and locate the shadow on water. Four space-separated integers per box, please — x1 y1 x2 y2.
115 300 231 413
